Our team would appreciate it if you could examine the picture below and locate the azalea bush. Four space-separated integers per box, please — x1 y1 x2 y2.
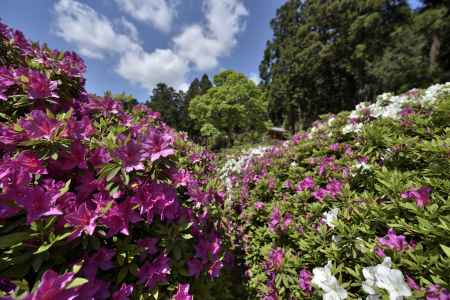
221 84 450 299
0 22 244 300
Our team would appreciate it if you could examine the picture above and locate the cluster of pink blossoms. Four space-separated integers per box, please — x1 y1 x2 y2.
0 21 228 299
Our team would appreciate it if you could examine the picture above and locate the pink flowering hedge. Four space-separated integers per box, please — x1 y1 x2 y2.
221 86 450 299
0 22 245 299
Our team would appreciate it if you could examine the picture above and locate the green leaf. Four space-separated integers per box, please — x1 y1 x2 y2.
0 232 30 249
66 277 89 289
60 179 72 194
440 244 450 258
107 166 122 182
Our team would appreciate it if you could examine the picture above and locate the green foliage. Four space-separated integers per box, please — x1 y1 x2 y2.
189 70 269 149
220 86 450 299
261 0 450 131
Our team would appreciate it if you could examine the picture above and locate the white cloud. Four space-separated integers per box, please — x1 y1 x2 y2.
53 0 249 93
174 0 248 71
249 72 261 85
54 0 139 59
116 48 189 91
114 0 175 33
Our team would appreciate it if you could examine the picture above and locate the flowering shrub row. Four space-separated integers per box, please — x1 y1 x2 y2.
221 83 450 299
0 21 242 299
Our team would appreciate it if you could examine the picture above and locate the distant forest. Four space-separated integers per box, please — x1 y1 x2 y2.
130 0 449 146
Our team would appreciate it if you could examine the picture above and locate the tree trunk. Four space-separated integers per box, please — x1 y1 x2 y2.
430 31 441 70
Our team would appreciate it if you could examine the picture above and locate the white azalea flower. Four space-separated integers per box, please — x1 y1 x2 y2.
312 261 348 300
323 208 339 229
362 257 412 300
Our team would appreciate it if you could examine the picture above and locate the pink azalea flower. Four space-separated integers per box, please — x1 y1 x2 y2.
138 254 171 289
26 70 58 99
330 143 340 152
137 238 159 256
326 179 342 199
22 270 80 300
401 186 432 208
114 141 145 172
0 67 16 101
312 188 328 202
255 201 265 210
172 284 193 300
296 176 315 192
82 247 115 280
377 229 410 252
269 208 281 230
298 268 313 294
112 284 133 300
267 248 284 271
426 285 450 300
143 128 175 162
405 275 421 291
89 147 112 166
15 186 62 224
19 110 60 140
208 259 224 278
85 96 123 115
65 203 98 239
66 116 95 140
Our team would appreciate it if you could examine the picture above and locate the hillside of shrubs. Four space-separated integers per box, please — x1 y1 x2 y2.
1 14 450 300
220 84 450 299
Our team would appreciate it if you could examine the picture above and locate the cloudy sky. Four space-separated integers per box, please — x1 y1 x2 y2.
2 0 421 102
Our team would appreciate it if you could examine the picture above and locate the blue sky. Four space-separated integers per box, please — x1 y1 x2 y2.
2 0 421 102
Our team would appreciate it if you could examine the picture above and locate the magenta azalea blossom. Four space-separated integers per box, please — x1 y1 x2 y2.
114 141 145 172
255 201 265 210
15 186 62 224
426 285 450 300
312 188 328 202
65 203 98 239
208 259 224 278
26 69 58 99
0 124 23 146
85 96 123 115
377 228 410 252
137 238 159 256
267 248 284 271
401 186 432 208
89 147 112 166
405 275 421 291
298 268 313 294
326 179 342 198
82 247 115 280
143 128 175 162
0 67 16 101
138 254 171 289
112 284 133 300
269 208 281 231
23 270 80 300
172 283 193 300
20 110 60 140
296 176 315 192
66 116 95 140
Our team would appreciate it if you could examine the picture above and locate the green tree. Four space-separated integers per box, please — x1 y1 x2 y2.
260 0 412 131
182 74 212 139
189 70 268 148
146 83 183 128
